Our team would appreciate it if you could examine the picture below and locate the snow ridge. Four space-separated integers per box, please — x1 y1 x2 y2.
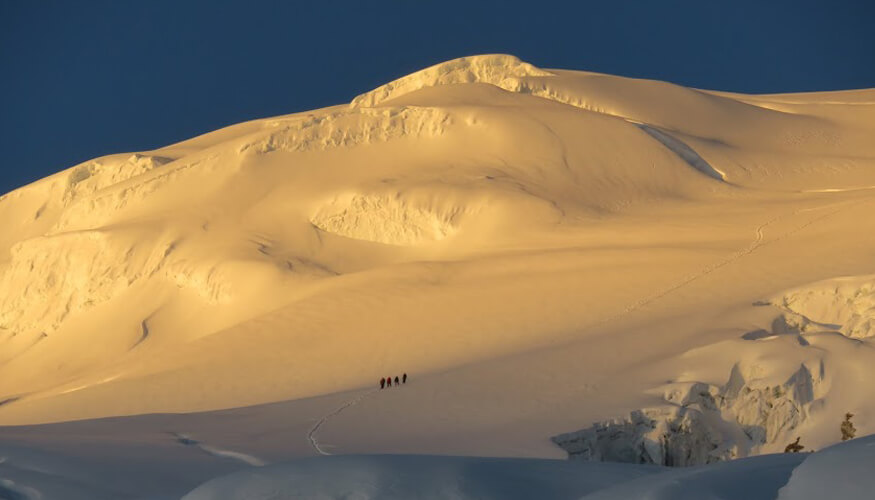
351 54 554 108
636 125 726 181
240 106 452 155
64 154 174 205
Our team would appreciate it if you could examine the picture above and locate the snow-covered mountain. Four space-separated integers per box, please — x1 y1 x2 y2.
1 54 875 498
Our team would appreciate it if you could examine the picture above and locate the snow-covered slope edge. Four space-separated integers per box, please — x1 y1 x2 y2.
181 436 875 500
777 434 875 500
180 455 657 500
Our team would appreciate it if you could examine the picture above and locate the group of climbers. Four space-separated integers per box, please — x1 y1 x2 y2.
380 373 407 389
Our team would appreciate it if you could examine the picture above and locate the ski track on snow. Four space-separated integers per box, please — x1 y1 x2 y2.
590 199 861 331
616 213 781 317
308 389 378 456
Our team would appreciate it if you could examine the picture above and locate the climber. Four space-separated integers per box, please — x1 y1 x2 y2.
784 437 804 453
841 412 856 441
386 376 392 387
394 376 400 386
402 373 407 384
380 377 386 389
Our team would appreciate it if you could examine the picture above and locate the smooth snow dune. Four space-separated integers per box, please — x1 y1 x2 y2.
181 454 661 500
580 452 806 500
0 55 874 475
181 438 874 500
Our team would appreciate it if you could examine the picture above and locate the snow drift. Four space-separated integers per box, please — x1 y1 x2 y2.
180 436 875 500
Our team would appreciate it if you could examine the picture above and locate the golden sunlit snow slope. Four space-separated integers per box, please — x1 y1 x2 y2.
1 55 874 460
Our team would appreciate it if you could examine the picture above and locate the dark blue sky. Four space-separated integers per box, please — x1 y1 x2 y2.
2 0 873 195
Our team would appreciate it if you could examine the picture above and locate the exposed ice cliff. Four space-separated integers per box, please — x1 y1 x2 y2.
553 362 823 466
310 192 463 245
771 275 875 339
239 106 453 155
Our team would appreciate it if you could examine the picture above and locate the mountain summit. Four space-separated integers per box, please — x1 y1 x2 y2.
0 57 873 469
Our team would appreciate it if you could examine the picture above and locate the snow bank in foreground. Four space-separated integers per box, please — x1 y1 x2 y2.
777 434 875 500
581 452 805 500
181 454 660 500
181 437 875 500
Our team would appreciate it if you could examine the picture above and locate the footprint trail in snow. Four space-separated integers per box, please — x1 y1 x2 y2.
308 389 378 456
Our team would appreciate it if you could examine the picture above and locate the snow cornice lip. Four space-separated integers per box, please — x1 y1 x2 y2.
349 54 554 108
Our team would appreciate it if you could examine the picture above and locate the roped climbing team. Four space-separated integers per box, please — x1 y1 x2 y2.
380 373 407 389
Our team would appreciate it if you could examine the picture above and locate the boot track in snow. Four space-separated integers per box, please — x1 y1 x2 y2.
308 389 378 456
